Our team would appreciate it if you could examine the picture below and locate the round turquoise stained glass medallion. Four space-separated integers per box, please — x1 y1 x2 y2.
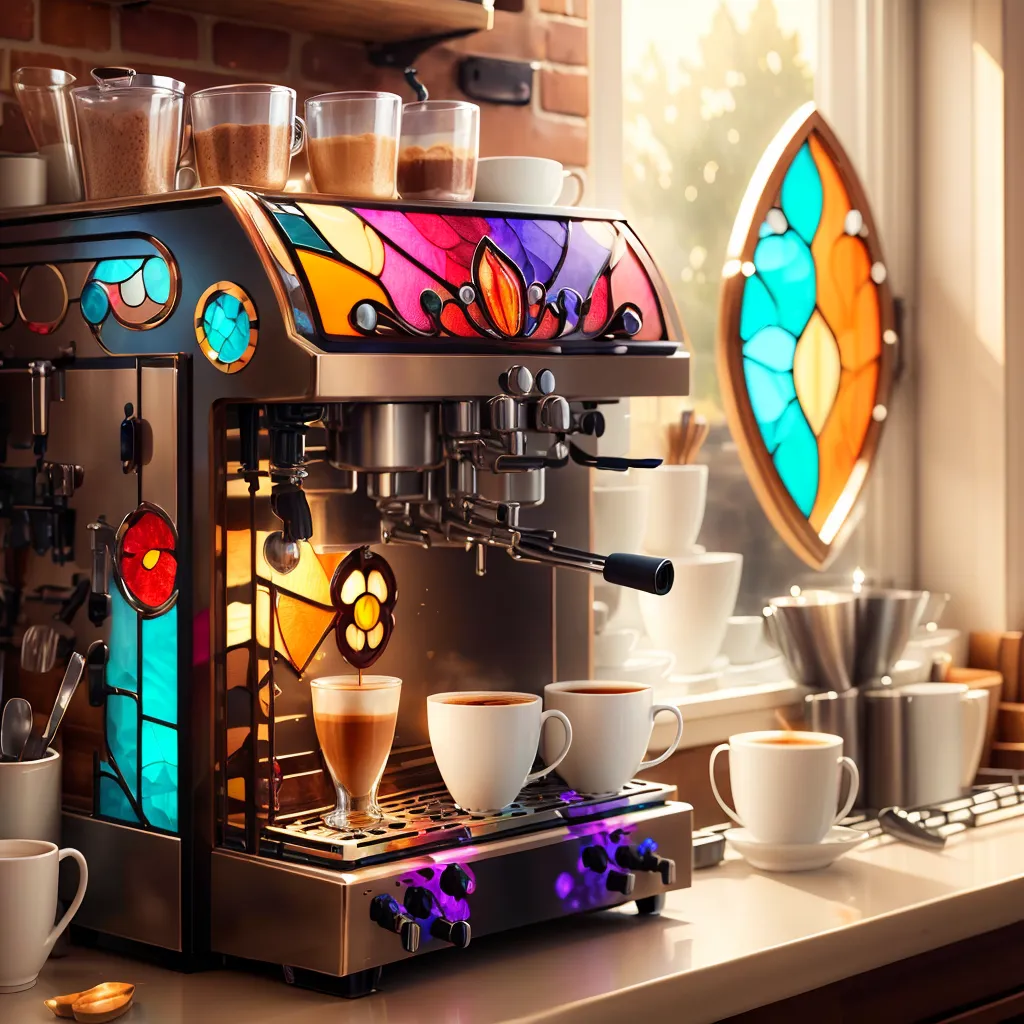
194 282 258 373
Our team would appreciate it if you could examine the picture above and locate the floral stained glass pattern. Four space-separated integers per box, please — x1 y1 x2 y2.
263 199 667 345
194 282 258 373
116 503 178 615
81 254 177 336
717 104 896 570
331 547 397 670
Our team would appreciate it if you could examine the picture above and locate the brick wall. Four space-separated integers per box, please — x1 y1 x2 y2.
0 0 590 187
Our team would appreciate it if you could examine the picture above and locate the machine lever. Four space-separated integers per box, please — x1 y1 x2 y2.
568 443 661 472
602 554 674 596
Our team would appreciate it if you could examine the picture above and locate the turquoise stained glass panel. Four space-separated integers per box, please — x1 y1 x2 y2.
81 280 110 325
779 143 823 245
203 293 251 363
142 257 171 304
739 274 777 342
751 231 815 337
773 402 818 515
274 211 332 255
743 325 797 372
92 258 144 284
744 361 795 425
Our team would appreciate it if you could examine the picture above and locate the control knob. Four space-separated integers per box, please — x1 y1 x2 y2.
369 894 421 953
615 844 676 886
501 364 534 396
605 870 635 896
581 845 609 873
439 863 473 900
403 885 472 948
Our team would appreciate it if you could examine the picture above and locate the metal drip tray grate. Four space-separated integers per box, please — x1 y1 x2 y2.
261 777 676 867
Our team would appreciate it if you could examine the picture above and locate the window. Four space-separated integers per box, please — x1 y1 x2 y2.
605 0 882 610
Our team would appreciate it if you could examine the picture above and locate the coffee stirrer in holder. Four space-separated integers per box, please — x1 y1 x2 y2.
330 546 399 685
666 409 709 466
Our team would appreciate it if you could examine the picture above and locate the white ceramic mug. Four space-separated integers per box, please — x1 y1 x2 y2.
427 692 572 812
0 748 61 845
0 153 47 208
902 683 987 805
643 464 708 555
0 840 87 992
543 681 684 794
709 731 859 845
474 156 584 206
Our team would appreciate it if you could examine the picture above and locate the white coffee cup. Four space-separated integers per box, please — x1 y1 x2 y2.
0 153 47 208
0 840 87 992
902 683 987 805
543 681 684 794
427 692 572 812
474 156 584 206
709 731 859 845
0 748 61 845
644 464 708 555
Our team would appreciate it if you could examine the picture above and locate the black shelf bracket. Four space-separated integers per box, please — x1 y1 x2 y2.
367 29 478 100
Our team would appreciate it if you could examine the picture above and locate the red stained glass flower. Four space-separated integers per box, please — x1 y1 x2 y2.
116 503 178 615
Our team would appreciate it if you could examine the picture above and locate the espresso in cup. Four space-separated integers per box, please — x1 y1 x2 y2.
709 730 859 845
543 681 684 795
311 675 401 827
428 691 572 812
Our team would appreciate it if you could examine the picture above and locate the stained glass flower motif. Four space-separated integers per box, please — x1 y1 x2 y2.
81 253 178 336
115 503 178 616
331 547 398 670
717 104 896 570
194 281 258 373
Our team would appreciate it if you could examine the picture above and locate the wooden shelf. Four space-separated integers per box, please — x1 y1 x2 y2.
140 0 494 45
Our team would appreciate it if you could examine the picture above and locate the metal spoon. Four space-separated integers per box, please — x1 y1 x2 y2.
1 697 33 763
21 651 85 762
878 806 948 849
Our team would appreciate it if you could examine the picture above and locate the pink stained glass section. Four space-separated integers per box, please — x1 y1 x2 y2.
379 242 446 333
610 241 664 340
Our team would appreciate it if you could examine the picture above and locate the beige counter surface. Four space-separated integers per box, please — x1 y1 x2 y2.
10 819 1024 1024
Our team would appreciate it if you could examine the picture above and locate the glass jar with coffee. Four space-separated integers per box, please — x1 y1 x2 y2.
190 84 304 191
304 91 401 200
398 100 480 202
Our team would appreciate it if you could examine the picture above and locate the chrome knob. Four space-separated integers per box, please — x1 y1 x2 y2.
536 368 556 395
489 394 524 433
502 364 534 396
536 395 570 433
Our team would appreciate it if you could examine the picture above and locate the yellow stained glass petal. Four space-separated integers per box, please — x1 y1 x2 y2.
793 311 841 436
354 593 380 631
345 623 365 651
255 533 332 605
298 204 385 274
366 569 388 603
297 250 390 336
277 592 334 672
367 621 384 649
340 569 366 606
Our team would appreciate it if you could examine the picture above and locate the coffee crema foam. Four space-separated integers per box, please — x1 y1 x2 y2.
441 694 535 707
563 686 646 695
754 735 832 747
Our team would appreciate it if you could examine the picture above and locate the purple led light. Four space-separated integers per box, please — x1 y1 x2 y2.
555 872 574 900
559 790 583 803
638 837 658 856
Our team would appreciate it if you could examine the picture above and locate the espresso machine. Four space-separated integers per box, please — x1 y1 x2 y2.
0 188 692 993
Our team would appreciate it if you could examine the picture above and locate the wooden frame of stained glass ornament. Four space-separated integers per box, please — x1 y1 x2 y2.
716 102 898 570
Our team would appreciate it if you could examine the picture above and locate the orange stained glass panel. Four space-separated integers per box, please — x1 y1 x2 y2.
276 592 334 672
809 362 879 531
255 533 332 606
475 241 524 336
315 550 348 579
809 134 850 331
297 250 390 336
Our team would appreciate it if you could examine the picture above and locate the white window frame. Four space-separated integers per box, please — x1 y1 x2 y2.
590 0 918 588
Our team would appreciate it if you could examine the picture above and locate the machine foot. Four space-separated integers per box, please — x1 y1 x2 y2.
281 964 383 998
634 893 666 916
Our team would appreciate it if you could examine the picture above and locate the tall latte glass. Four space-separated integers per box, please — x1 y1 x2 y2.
311 675 401 828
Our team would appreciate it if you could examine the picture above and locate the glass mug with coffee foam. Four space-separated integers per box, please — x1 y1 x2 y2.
542 681 684 795
190 84 304 190
305 91 402 199
709 730 859 845
310 675 401 828
427 692 572 812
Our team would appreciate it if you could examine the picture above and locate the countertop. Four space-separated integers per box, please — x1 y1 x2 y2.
11 818 1024 1024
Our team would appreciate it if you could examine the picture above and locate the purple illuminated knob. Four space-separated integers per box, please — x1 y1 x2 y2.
581 845 609 873
440 863 472 900
403 886 433 919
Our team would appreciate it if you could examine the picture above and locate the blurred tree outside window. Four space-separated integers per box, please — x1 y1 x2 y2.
622 0 865 609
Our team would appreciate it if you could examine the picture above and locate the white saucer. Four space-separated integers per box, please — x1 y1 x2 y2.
725 826 867 872
595 649 674 684
662 654 728 695
722 655 786 687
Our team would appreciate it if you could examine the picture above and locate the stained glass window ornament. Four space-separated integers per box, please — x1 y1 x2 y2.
114 502 179 616
80 244 179 339
194 281 259 373
716 103 897 570
331 547 398 670
264 199 667 345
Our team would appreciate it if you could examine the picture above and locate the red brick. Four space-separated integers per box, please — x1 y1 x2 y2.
479 102 588 166
120 7 199 62
540 68 588 116
7 49 94 89
448 8 544 61
300 37 377 87
213 21 289 74
0 100 35 152
0 0 35 43
546 20 588 64
40 0 110 51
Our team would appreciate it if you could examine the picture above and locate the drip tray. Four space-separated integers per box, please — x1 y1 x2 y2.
260 777 676 867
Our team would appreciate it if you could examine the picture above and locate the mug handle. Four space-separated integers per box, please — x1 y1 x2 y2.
960 690 989 789
46 848 87 955
526 709 572 783
175 165 198 190
637 704 684 771
291 114 306 156
833 756 860 823
561 169 585 207
708 742 743 826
